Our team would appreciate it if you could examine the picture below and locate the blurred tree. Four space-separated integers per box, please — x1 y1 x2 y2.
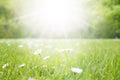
0 0 24 38
87 0 120 38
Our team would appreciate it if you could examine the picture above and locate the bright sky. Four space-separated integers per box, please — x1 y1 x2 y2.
13 0 88 37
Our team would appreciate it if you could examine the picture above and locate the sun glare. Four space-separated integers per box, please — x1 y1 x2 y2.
14 0 87 37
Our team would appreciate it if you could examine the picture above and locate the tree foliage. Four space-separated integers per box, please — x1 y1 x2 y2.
0 0 24 38
88 0 120 38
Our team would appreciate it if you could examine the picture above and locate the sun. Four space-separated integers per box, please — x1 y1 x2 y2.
14 0 87 37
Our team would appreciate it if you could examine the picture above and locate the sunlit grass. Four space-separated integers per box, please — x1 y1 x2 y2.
0 39 120 80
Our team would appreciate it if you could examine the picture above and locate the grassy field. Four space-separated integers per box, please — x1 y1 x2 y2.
0 39 120 80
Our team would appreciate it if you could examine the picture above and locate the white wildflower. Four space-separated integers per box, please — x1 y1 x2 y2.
42 65 47 68
7 43 11 46
32 66 38 69
18 45 23 48
18 64 26 68
43 56 50 60
71 67 83 74
60 64 65 67
55 48 65 53
56 48 73 53
28 77 35 80
2 63 9 69
64 48 73 52
33 49 42 55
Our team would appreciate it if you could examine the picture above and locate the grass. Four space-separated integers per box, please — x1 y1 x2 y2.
0 39 120 80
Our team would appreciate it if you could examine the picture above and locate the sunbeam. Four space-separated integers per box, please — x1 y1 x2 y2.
13 0 88 37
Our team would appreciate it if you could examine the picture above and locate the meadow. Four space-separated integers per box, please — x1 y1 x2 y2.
0 39 120 80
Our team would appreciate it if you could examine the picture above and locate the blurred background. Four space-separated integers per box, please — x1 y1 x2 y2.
0 0 120 38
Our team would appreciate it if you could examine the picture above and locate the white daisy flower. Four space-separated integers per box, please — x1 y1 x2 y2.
71 67 83 74
64 48 73 53
43 56 50 60
7 43 11 46
42 65 47 68
28 77 35 80
2 63 9 69
33 49 42 55
32 66 38 69
56 48 73 53
18 64 26 68
55 48 65 53
18 45 23 48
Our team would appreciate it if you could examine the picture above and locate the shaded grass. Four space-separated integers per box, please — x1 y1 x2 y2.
0 39 120 80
